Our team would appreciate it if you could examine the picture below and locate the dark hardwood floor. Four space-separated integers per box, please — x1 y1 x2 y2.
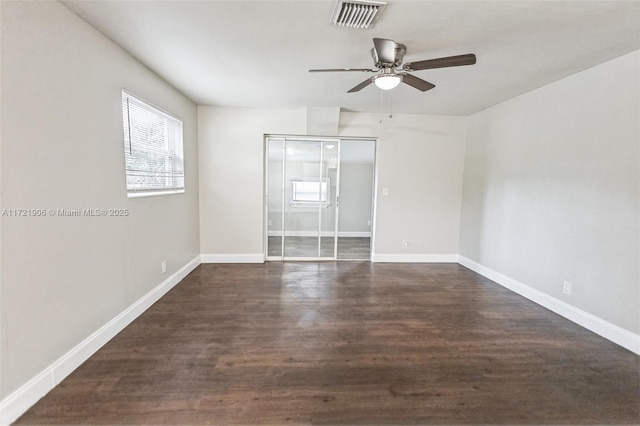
16 262 639 424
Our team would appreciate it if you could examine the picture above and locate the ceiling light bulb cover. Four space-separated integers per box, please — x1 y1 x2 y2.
374 74 402 90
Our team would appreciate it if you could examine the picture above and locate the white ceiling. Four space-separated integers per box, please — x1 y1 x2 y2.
61 0 640 116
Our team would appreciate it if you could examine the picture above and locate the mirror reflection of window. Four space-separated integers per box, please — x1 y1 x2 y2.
290 178 330 207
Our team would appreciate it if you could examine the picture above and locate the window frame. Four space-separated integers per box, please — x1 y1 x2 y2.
121 90 185 198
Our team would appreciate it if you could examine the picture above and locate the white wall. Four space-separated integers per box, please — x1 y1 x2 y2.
459 50 640 334
1 0 200 401
198 108 467 259
339 113 468 259
198 106 306 257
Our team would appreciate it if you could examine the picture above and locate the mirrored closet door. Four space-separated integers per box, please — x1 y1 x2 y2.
266 136 375 261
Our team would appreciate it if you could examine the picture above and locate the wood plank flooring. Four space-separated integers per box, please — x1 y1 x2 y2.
16 262 640 424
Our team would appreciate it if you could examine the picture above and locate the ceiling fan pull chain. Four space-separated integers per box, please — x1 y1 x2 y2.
389 90 393 119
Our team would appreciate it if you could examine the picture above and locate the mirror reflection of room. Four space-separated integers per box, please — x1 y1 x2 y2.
266 137 375 260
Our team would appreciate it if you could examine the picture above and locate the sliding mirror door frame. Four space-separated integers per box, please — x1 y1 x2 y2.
264 135 377 261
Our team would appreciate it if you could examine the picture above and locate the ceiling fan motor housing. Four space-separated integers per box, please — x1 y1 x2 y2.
371 42 406 68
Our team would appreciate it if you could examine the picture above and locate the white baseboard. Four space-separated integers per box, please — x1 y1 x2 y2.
0 255 202 426
200 253 265 263
372 253 459 263
267 231 371 237
458 255 640 355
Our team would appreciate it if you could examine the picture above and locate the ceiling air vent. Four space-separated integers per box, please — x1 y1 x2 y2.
330 0 387 29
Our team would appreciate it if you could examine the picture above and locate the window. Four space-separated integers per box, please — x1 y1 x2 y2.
122 91 184 196
290 178 330 207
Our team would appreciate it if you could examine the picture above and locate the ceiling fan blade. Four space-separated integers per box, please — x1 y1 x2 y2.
403 53 476 71
400 73 435 92
347 78 373 93
373 38 397 65
309 68 375 73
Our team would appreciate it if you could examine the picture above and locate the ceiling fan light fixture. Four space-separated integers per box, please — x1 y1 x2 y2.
374 74 402 90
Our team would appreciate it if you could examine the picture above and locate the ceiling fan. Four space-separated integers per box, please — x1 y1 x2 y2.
309 38 476 93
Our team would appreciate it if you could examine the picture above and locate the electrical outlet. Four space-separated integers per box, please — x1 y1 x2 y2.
382 187 389 196
367 220 371 226
402 240 409 249
562 280 572 295
268 220 272 227
161 261 167 274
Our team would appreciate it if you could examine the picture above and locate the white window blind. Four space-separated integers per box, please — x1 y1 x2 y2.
122 91 184 195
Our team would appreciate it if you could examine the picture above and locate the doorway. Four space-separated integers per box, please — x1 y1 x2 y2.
265 136 376 261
